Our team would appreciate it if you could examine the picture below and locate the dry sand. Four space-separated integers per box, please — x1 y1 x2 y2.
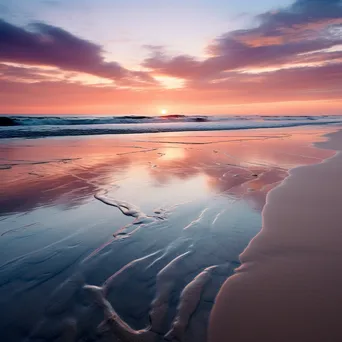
209 128 342 342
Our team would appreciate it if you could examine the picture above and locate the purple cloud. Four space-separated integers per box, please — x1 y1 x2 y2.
143 0 342 82
0 19 156 86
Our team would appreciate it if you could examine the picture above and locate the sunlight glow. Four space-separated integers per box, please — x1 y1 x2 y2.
154 75 185 89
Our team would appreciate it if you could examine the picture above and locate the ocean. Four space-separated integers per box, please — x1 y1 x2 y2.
1 114 342 138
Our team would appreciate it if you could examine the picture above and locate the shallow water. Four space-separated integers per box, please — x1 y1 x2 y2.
0 127 335 341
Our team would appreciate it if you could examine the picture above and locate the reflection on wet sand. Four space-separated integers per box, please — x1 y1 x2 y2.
1 129 333 216
0 128 335 342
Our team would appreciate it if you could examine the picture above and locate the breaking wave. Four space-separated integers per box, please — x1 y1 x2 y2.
1 114 342 138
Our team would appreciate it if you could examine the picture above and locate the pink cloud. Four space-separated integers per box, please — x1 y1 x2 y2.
143 0 342 84
1 0 342 114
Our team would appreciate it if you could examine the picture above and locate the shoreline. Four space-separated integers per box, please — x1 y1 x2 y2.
209 127 342 342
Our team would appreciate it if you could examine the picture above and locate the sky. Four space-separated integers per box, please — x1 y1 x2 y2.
0 0 342 115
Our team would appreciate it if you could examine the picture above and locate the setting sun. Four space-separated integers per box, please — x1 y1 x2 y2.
161 109 168 115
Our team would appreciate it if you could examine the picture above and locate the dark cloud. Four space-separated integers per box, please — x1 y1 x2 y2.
238 0 342 45
143 0 342 83
0 19 157 86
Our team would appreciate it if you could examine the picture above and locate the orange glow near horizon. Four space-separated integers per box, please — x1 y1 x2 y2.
2 98 342 116
1 3 342 116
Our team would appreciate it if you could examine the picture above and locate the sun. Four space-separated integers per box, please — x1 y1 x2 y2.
161 109 168 115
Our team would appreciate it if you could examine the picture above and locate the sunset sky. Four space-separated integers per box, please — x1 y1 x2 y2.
0 0 342 115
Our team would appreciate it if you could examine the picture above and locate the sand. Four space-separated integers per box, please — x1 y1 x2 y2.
0 127 338 342
209 128 342 342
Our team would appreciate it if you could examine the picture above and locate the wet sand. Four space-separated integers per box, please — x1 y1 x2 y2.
209 128 342 342
0 127 338 341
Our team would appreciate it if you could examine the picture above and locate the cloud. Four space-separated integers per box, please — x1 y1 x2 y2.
1 0 342 114
1 61 342 115
189 63 342 97
143 0 342 82
0 19 157 86
0 63 64 83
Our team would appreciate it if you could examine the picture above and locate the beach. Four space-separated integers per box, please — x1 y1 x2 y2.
2 0 342 339
209 128 342 342
0 125 339 342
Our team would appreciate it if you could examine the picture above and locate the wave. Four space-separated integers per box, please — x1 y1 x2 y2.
0 115 208 127
1 114 339 127
1 116 342 139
